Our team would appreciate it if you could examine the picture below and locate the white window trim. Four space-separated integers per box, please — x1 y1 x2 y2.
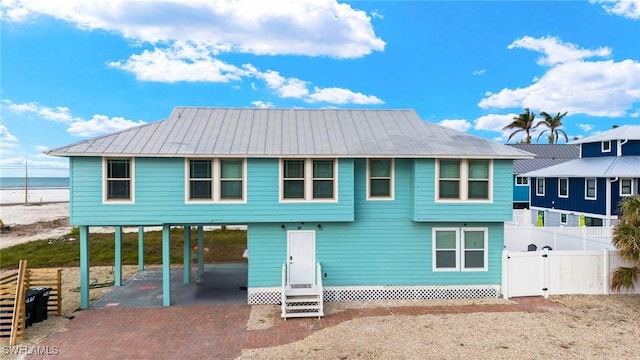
601 141 611 153
184 158 247 204
620 178 634 197
433 227 488 272
102 157 135 204
432 228 460 272
515 176 529 186
434 159 493 203
585 178 597 200
279 158 338 203
560 213 568 225
535 178 545 196
558 178 569 198
366 158 394 200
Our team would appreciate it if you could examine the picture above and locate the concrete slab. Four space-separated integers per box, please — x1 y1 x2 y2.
91 263 248 308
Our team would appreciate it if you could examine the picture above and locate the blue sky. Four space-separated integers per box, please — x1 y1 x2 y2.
1 0 639 177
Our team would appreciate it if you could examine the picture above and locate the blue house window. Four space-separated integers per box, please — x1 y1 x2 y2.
558 178 568 198
601 141 611 153
515 176 528 186
536 178 545 196
433 228 487 272
436 159 492 201
620 178 634 196
186 159 245 202
282 159 336 201
104 158 134 202
367 159 393 199
585 178 597 200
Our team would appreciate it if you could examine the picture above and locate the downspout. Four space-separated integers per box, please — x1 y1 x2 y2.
606 177 619 227
617 139 628 157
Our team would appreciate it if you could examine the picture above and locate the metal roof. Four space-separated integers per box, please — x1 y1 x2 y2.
571 125 640 144
47 107 533 159
507 144 580 174
521 156 640 178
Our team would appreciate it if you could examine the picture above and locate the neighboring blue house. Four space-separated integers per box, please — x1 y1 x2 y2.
523 125 640 227
47 107 531 315
507 144 579 209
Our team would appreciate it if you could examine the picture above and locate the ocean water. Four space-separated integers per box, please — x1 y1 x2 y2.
0 177 69 190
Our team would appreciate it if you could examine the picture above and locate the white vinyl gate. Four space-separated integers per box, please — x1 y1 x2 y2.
502 249 617 298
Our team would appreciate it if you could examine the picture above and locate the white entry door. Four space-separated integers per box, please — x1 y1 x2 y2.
287 230 315 286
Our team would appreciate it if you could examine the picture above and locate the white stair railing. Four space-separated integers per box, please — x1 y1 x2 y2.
281 263 287 314
316 262 323 314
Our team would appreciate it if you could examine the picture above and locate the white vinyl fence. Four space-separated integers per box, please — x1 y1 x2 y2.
508 209 531 226
502 248 640 298
504 225 614 251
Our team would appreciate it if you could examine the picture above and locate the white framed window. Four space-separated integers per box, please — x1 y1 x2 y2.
620 178 634 196
536 178 545 196
515 176 528 186
433 227 488 272
601 141 611 152
436 159 492 202
367 159 394 200
281 159 337 201
103 158 135 203
185 159 246 203
585 178 597 200
560 213 567 224
558 178 569 198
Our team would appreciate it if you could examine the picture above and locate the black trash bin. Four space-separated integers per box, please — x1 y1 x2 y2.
36 287 52 320
25 289 39 327
30 288 45 324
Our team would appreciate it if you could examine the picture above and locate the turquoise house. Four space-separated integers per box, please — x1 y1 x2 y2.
47 108 532 314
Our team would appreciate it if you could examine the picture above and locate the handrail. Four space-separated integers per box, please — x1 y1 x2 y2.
281 263 287 315
316 262 323 313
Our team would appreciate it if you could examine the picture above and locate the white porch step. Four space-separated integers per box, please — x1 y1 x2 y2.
286 296 321 303
285 287 321 296
281 311 324 318
285 304 321 311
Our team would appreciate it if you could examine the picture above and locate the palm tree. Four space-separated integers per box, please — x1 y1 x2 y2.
610 195 640 292
503 108 536 144
535 111 569 143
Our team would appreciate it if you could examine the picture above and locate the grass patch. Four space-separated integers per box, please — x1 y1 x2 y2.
0 228 247 269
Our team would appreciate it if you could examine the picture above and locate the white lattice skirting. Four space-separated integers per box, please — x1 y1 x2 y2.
248 285 500 305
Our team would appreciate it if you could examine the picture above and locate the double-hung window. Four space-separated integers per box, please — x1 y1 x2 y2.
585 178 597 200
558 178 569 198
437 159 491 201
536 178 545 196
282 159 336 201
104 158 134 202
368 159 393 199
433 228 488 271
620 178 634 196
515 176 528 186
186 159 245 202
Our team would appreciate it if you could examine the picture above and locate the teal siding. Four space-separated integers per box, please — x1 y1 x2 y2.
70 157 354 225
413 159 513 222
248 158 503 288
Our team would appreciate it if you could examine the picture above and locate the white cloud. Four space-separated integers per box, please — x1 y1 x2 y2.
68 114 146 137
479 37 640 118
305 87 384 105
1 0 385 58
0 125 18 143
472 69 487 76
370 10 384 19
594 0 640 20
507 36 611 66
251 100 274 109
3 99 146 137
438 119 471 132
578 123 594 132
474 113 519 132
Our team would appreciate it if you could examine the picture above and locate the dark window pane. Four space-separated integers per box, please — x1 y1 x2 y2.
464 251 484 268
313 180 333 198
439 180 460 198
108 159 130 178
221 181 242 199
313 160 333 178
439 160 460 178
370 159 391 177
468 181 489 199
190 160 211 179
190 180 212 199
464 231 484 249
436 251 456 268
468 160 489 179
108 180 130 199
284 180 304 198
436 231 457 249
284 160 304 178
370 179 390 197
221 160 242 179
